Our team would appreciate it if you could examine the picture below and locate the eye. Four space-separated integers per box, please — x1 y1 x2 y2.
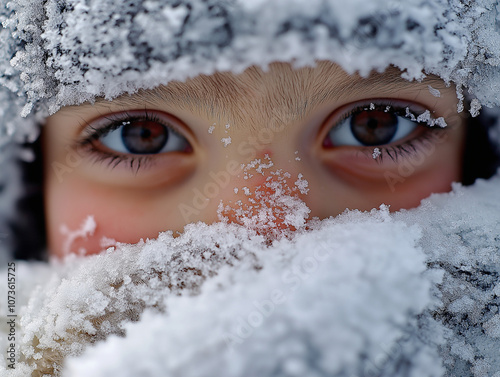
324 106 419 147
98 114 190 155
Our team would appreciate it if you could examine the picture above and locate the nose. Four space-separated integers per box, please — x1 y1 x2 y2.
218 167 311 238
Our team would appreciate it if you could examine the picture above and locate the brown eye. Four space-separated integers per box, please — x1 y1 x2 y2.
121 120 168 154
100 118 190 155
325 107 418 147
350 110 398 146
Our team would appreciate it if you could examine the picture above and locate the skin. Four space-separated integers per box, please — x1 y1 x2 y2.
43 61 466 257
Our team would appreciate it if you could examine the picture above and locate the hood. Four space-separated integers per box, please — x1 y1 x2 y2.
2 0 500 119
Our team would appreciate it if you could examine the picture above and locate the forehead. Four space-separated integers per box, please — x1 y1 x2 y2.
88 61 452 127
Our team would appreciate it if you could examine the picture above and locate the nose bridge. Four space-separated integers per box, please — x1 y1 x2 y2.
200 88 310 235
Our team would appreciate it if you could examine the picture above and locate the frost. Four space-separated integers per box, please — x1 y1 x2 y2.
405 107 417 121
221 137 231 147
428 85 441 97
218 168 311 236
59 216 96 256
0 207 434 377
1 0 500 127
469 98 482 117
208 125 215 134
372 147 381 159
1 175 500 376
243 157 274 175
99 237 116 249
432 117 447 128
412 109 447 128
294 173 309 195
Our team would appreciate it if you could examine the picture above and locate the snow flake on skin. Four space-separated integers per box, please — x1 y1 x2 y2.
218 156 311 238
405 108 448 128
100 236 117 249
221 137 232 147
59 215 97 256
428 85 441 98
243 156 274 175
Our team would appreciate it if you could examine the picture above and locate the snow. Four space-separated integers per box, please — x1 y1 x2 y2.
428 85 441 98
0 174 498 376
59 215 97 256
221 137 232 147
0 207 432 376
0 0 500 126
470 98 482 118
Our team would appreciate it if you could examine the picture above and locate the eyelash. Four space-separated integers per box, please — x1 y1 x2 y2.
75 111 183 172
74 101 448 172
326 101 447 162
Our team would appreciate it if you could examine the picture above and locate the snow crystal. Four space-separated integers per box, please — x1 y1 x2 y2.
372 147 381 159
432 117 447 128
99 237 116 249
410 109 447 128
217 167 311 237
405 107 417 121
243 157 274 175
428 85 441 97
59 215 96 256
470 98 482 117
294 174 309 195
221 137 231 147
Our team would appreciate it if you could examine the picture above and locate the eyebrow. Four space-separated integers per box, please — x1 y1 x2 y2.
92 64 450 129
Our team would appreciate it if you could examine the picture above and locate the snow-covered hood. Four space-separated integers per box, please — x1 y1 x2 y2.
1 0 500 130
1 0 500 376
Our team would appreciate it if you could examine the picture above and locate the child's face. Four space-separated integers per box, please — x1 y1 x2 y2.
43 62 465 257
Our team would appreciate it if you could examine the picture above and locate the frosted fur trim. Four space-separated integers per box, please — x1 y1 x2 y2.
0 0 497 116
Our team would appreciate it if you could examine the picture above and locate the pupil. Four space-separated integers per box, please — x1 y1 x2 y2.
140 128 152 139
367 118 378 130
121 121 169 154
350 110 398 146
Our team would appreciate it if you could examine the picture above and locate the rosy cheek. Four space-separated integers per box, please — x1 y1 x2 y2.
46 179 155 258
